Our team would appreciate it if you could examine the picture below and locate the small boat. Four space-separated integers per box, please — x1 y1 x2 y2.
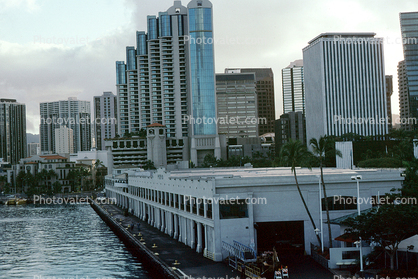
16 198 27 205
6 198 16 205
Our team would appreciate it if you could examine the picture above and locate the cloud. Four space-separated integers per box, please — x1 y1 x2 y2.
0 0 40 13
0 26 133 133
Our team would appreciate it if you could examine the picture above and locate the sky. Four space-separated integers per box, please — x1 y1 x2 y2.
1 0 418 134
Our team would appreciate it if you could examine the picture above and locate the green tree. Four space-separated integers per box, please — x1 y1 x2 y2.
310 136 342 248
0 175 7 193
202 154 218 168
16 171 26 193
94 159 106 189
67 169 80 192
143 160 156 170
79 167 90 192
343 204 418 270
280 139 322 246
52 181 62 194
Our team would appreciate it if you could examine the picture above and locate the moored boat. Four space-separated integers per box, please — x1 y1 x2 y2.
6 198 16 205
16 198 27 205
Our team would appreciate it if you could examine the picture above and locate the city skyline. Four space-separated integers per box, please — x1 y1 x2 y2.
1 0 418 134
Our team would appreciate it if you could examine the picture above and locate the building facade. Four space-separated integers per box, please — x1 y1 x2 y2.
40 97 91 154
105 124 189 174
386 75 393 132
275 111 306 155
27 142 40 157
8 154 75 193
94 92 118 150
216 73 258 139
114 0 220 166
398 60 413 131
400 12 418 130
105 167 403 261
55 126 74 154
282 59 305 115
226 68 275 135
303 33 388 141
0 99 27 164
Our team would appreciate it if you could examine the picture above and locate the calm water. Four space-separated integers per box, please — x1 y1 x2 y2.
0 204 151 279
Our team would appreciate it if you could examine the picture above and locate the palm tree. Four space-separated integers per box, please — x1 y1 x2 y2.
310 136 342 249
280 139 322 246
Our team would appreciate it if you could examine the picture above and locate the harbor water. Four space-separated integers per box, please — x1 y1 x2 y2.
0 204 151 279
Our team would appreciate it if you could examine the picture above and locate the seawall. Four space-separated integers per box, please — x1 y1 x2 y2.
89 199 180 279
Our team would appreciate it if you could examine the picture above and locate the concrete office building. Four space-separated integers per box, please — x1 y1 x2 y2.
282 59 305 115
216 72 258 139
114 0 221 166
40 97 91 154
27 142 40 157
94 92 118 150
303 33 388 141
54 126 74 154
226 68 275 135
0 99 27 164
275 111 306 155
105 167 403 261
398 60 414 131
105 123 189 174
400 12 418 130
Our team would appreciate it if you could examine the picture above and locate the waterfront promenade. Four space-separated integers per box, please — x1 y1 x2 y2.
98 202 239 279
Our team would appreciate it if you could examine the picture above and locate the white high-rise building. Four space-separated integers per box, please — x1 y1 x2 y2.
55 126 74 154
303 33 388 141
40 97 91 154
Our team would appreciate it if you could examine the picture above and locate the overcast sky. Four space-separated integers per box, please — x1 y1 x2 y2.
1 0 417 134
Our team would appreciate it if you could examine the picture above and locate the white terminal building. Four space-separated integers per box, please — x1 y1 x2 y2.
105 166 403 262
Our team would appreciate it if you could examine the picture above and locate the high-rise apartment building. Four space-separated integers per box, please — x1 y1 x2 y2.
0 99 26 164
282 59 305 115
398 60 412 131
40 97 91 154
55 126 74 154
303 33 388 141
400 12 418 129
225 68 275 135
386 75 393 132
116 2 188 137
216 73 258 139
114 0 221 166
94 92 118 150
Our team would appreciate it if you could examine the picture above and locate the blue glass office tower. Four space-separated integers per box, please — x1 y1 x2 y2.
400 12 418 129
187 0 216 136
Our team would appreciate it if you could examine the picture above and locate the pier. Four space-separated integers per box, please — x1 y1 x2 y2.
90 199 238 279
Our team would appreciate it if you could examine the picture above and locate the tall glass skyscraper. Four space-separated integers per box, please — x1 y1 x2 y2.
282 59 305 116
400 12 418 129
187 0 216 136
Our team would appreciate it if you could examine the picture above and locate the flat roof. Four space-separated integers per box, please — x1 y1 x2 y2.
308 32 376 44
167 166 402 180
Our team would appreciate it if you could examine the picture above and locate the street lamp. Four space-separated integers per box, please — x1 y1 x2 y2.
316 175 324 253
351 175 363 272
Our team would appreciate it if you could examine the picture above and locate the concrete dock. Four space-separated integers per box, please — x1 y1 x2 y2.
91 200 240 279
